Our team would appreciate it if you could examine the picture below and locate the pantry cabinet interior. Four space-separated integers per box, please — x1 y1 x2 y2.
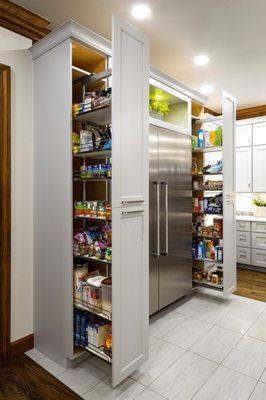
30 16 149 387
192 91 237 297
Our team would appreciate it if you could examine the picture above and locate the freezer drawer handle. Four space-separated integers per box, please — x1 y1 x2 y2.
121 210 144 216
161 181 168 256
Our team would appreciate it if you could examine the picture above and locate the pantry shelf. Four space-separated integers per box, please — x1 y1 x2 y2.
74 149 111 159
192 173 223 177
193 146 223 153
83 344 112 364
192 211 223 216
74 255 112 264
74 216 110 222
193 280 223 291
192 234 223 240
193 258 223 264
74 301 112 322
192 189 223 192
74 177 111 182
73 104 111 125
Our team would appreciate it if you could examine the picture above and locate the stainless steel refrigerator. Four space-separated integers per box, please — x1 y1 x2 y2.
149 125 192 315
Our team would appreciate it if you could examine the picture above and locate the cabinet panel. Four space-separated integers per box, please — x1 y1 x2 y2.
237 247 251 265
112 14 149 208
252 221 266 233
236 221 250 231
236 147 252 192
253 122 266 145
236 125 252 147
252 232 266 250
112 206 148 386
252 248 266 268
253 145 266 192
236 231 250 247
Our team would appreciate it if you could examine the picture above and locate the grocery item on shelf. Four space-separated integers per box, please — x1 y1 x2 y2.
74 308 112 356
102 277 112 313
74 201 111 220
78 159 112 179
72 89 111 117
72 124 112 154
74 265 89 301
192 157 198 175
192 240 223 262
193 263 223 286
203 193 223 214
194 125 222 149
193 179 223 191
73 226 112 261
202 160 223 174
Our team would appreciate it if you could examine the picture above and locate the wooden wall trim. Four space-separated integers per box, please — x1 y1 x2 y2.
0 0 50 42
10 334 34 359
237 104 266 120
0 64 11 364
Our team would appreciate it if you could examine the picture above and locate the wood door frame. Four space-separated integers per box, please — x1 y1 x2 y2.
0 63 11 364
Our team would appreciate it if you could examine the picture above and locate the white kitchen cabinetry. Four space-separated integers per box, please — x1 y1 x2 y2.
237 218 266 269
236 147 252 192
253 122 266 145
236 124 252 147
253 145 266 192
30 17 149 387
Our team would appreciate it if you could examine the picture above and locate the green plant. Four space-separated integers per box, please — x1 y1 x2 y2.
253 196 266 207
150 99 170 116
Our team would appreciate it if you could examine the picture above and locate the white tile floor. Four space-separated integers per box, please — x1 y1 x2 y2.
26 289 266 400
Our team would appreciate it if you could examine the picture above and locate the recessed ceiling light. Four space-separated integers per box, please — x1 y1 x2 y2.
131 4 151 19
201 84 213 94
194 55 209 66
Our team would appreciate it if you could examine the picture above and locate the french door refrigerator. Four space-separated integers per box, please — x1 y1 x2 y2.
149 125 192 315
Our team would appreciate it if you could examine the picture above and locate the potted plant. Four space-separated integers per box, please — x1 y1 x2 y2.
149 98 170 120
253 195 266 217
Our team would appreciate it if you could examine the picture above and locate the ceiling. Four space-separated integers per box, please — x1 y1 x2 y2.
13 0 266 111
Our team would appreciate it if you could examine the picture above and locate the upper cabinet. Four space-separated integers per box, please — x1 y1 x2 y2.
149 78 191 134
236 124 252 147
253 145 266 192
236 147 252 192
253 122 266 145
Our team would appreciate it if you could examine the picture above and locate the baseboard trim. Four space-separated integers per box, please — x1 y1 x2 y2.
10 334 34 359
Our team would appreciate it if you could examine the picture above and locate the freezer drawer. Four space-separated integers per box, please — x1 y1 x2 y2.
251 249 266 268
236 231 250 247
236 220 250 231
251 232 266 250
237 247 251 265
252 221 266 233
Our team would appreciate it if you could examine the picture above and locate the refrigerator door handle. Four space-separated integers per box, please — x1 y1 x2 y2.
161 181 168 256
152 181 160 257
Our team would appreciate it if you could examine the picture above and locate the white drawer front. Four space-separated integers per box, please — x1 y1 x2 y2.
237 247 251 265
236 231 250 247
252 249 266 268
252 221 266 233
236 220 250 231
252 232 266 250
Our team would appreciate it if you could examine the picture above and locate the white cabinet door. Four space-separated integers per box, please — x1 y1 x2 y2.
253 145 266 192
222 91 237 296
235 147 252 192
111 14 149 387
112 206 148 386
236 231 250 247
237 247 251 265
236 125 252 147
253 122 266 145
112 14 149 208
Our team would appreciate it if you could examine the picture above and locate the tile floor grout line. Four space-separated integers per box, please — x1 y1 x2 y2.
247 380 261 400
258 366 266 382
190 363 220 400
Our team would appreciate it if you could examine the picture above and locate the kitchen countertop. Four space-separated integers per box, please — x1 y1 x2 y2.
236 215 266 222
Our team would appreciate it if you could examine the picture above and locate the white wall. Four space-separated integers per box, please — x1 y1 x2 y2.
0 28 33 342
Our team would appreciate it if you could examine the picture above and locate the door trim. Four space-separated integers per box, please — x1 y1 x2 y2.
0 63 11 364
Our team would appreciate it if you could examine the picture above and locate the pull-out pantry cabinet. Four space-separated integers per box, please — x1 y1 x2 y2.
30 16 149 387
